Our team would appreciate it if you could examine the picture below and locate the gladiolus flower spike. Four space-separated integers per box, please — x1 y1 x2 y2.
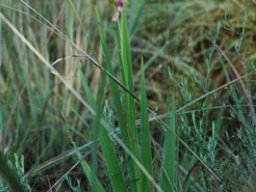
112 0 127 22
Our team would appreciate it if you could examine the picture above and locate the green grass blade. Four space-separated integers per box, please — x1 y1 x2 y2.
81 72 96 109
80 66 127 192
72 143 105 192
97 125 127 192
160 95 176 191
119 10 137 143
139 60 153 192
67 0 87 35
119 9 142 191
129 0 146 36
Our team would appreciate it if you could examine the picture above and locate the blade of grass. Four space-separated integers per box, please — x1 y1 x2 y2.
139 59 153 192
119 9 137 145
81 69 127 192
160 95 176 191
72 142 105 192
129 0 146 36
118 9 142 191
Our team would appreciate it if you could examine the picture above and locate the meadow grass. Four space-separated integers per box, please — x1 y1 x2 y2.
0 0 256 191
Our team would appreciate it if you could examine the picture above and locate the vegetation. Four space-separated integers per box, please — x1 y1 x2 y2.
0 0 256 191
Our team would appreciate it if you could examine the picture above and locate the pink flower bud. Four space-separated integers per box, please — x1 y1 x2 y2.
112 0 127 22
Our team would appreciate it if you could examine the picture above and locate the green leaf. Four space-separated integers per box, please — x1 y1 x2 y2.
73 144 105 192
160 95 176 191
119 9 142 191
139 59 153 192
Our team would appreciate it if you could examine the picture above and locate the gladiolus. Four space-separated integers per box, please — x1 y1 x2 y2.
112 0 127 22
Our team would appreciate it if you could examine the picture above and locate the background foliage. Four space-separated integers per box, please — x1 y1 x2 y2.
0 0 256 191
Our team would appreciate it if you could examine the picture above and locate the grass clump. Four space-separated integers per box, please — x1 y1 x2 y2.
0 0 256 191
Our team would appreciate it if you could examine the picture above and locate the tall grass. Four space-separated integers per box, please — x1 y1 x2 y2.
0 0 256 191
